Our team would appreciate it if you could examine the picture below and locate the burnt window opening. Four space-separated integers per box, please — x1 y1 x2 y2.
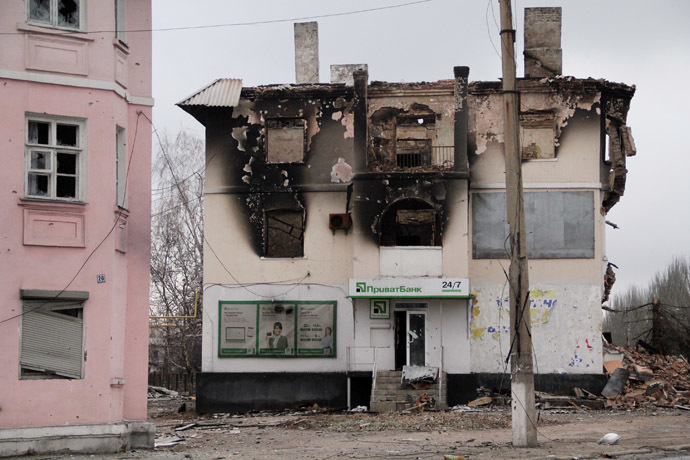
265 210 305 257
395 115 435 168
266 118 306 164
380 200 440 247
519 111 556 160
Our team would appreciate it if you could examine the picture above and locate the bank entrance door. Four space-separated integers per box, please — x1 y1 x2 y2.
394 310 426 370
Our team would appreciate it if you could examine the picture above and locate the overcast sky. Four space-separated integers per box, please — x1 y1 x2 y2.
151 0 690 294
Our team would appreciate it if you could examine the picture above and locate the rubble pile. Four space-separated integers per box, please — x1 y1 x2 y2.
603 346 690 410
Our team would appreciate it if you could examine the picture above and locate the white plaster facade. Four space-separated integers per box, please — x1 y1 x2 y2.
182 69 635 410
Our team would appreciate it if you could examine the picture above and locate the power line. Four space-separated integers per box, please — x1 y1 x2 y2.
1 112 144 325
0 1 432 36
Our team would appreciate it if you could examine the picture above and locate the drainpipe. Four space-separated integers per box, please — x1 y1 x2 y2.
353 69 369 174
453 66 470 173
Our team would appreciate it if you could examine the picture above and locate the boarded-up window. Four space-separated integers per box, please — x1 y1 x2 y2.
265 210 304 257
266 119 306 164
472 191 594 259
520 111 556 159
20 301 84 379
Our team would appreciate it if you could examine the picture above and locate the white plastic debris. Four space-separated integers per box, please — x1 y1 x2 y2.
597 433 620 445
349 405 368 412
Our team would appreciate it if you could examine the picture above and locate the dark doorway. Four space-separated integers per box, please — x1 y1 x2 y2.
394 310 426 370
408 313 426 366
394 311 406 371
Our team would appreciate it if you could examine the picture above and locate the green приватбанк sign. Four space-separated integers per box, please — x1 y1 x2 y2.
349 278 470 298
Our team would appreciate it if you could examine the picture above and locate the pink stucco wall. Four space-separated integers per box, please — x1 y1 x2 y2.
0 0 151 429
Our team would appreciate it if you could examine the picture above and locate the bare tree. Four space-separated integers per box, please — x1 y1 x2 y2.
149 131 204 376
604 256 690 356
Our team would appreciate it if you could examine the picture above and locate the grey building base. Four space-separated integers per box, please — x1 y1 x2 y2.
446 373 608 406
197 372 607 414
197 372 372 413
0 421 155 458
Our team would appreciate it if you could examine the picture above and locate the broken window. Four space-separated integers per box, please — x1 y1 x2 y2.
266 119 306 164
519 111 556 159
20 300 85 379
265 210 305 257
28 0 82 30
26 115 84 201
395 115 435 168
380 200 439 247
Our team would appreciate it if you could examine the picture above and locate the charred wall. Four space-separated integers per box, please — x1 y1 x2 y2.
212 85 355 256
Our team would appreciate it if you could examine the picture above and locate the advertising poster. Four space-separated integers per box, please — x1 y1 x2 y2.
296 303 336 357
257 303 296 356
218 303 257 356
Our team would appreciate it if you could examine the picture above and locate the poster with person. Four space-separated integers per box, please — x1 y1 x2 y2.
257 303 296 356
296 302 336 357
218 302 258 356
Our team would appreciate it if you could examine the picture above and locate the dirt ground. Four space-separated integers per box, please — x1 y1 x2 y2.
26 397 690 460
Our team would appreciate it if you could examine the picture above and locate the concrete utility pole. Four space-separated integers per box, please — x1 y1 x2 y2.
499 0 537 447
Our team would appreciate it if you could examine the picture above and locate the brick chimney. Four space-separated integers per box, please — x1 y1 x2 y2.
524 7 562 78
294 22 319 84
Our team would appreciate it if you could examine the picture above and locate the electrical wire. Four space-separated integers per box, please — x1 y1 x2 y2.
142 113 319 299
1 112 143 325
0 1 432 36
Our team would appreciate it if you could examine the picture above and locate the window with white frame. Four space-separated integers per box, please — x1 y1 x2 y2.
114 0 126 43
116 126 127 207
27 0 83 31
20 299 85 379
25 115 85 201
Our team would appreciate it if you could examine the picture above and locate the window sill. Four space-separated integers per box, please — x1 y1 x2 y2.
19 197 87 208
115 205 130 215
113 38 130 55
17 22 94 41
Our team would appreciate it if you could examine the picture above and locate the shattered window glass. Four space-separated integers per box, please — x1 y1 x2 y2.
31 151 51 170
26 117 83 201
58 0 79 29
28 121 50 145
29 0 51 23
28 174 50 196
56 124 78 146
28 0 81 29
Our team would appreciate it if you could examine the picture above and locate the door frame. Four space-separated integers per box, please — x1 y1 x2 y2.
405 310 427 367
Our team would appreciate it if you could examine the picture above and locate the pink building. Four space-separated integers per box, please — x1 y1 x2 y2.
0 0 154 455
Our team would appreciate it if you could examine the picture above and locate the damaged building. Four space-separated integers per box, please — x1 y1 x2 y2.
178 11 636 412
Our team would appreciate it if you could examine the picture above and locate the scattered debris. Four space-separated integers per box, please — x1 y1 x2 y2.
602 368 630 398
603 360 624 376
450 405 481 413
597 433 621 445
467 396 492 407
148 385 179 397
154 436 185 448
349 405 368 413
603 345 690 409
401 365 439 388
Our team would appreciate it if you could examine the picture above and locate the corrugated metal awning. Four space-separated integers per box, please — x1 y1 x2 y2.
177 78 242 108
